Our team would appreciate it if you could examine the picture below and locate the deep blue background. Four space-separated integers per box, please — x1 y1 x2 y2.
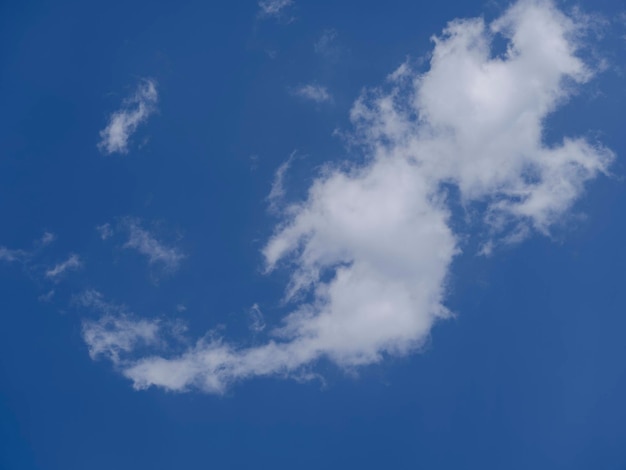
1 0 625 468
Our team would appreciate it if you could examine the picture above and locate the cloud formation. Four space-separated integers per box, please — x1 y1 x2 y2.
1 232 56 264
96 223 113 240
292 84 332 103
0 246 27 263
38 289 55 302
45 254 82 280
314 29 341 61
98 79 158 155
248 303 266 333
40 232 56 246
258 0 292 18
267 151 297 213
84 316 161 364
123 220 185 272
77 291 161 364
86 0 613 393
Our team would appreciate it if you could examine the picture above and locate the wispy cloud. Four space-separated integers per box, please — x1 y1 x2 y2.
73 289 125 315
86 0 613 394
1 234 77 302
40 232 56 246
124 220 184 272
258 0 292 18
96 223 113 240
267 151 297 213
96 219 185 274
76 290 186 364
1 232 57 263
248 303 266 333
38 289 55 303
314 29 341 61
83 316 161 364
0 246 27 263
291 84 332 103
45 254 82 280
98 79 158 155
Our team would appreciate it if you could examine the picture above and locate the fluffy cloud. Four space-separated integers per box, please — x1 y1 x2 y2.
98 79 158 155
357 1 613 241
292 84 332 103
87 0 613 393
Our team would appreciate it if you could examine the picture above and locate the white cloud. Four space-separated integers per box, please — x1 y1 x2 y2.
87 0 613 394
348 0 612 241
267 151 297 213
45 254 82 280
76 290 186 365
292 84 332 103
123 220 184 272
248 303 266 333
38 289 55 302
73 289 124 314
1 234 60 292
0 246 26 263
96 223 113 240
83 315 161 364
258 0 292 17
76 291 157 365
40 232 56 246
98 79 158 155
1 232 56 264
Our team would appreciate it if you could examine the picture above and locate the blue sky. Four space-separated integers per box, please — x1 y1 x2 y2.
1 0 626 468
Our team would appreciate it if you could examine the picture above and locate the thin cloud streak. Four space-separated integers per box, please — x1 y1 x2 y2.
248 304 266 333
267 151 297 213
45 254 82 280
0 246 27 263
